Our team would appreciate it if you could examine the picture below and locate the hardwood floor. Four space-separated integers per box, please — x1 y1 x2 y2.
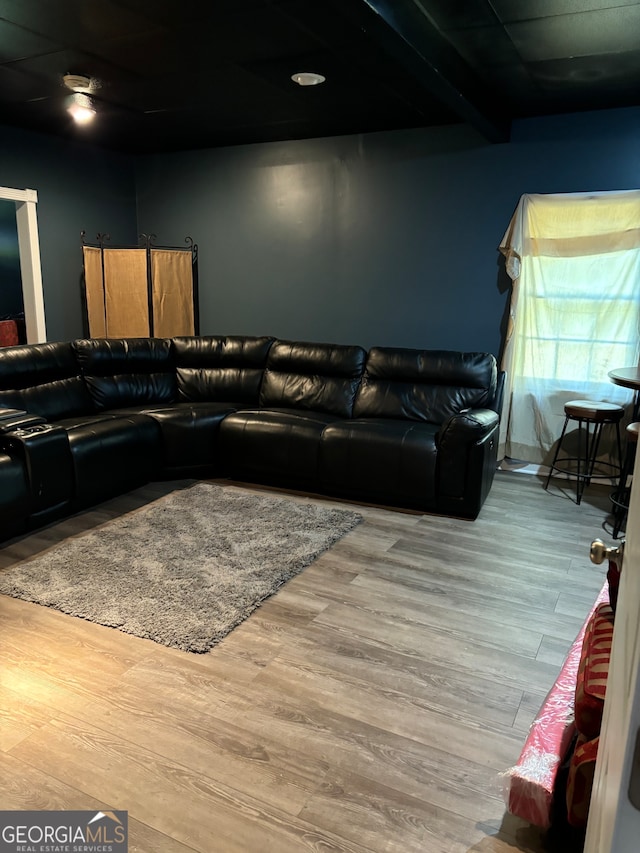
0 472 615 852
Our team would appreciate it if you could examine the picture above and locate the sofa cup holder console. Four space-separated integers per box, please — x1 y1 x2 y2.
2 423 74 520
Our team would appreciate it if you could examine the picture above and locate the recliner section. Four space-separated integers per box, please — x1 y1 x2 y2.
0 340 165 516
218 340 367 485
0 334 503 540
156 334 275 476
319 347 499 511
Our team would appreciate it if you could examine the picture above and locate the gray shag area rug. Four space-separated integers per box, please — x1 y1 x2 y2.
0 484 362 653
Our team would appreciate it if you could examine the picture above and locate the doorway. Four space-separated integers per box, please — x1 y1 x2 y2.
0 199 25 342
0 185 46 343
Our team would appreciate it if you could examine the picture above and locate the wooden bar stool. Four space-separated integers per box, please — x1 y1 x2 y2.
611 421 639 537
544 400 624 505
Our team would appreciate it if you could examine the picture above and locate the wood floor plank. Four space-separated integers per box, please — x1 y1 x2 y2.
351 553 563 612
556 589 604 618
536 634 574 667
345 571 589 644
298 766 490 853
512 689 550 736
310 602 561 694
0 683 54 753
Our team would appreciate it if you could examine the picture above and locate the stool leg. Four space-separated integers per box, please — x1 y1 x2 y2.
613 441 636 538
545 416 570 491
586 421 605 485
614 421 623 478
588 420 622 483
576 417 586 505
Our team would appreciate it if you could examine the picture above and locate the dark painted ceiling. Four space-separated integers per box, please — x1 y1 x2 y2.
0 0 638 153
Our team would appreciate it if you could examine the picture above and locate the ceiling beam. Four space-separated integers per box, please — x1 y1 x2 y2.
353 0 510 143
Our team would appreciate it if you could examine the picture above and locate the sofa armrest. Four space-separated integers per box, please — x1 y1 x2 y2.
0 408 46 435
436 408 499 510
437 408 499 449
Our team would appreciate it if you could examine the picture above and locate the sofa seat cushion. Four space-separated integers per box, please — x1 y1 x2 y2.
219 408 341 483
108 402 238 470
574 602 614 741
320 418 439 507
55 413 162 507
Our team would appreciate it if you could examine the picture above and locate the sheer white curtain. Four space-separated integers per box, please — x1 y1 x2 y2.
499 190 640 465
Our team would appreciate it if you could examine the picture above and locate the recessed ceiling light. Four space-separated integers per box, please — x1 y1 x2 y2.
291 72 326 86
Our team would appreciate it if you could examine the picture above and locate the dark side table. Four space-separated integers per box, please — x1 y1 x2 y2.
609 367 640 420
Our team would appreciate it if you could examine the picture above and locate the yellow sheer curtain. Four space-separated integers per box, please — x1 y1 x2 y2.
499 191 640 465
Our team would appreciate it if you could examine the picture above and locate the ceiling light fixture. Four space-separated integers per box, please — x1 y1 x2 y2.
63 73 96 124
291 72 326 86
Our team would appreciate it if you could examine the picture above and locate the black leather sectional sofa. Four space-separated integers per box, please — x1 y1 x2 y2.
0 335 504 541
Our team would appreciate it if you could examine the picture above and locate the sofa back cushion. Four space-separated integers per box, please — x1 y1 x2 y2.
260 340 366 417
72 338 177 410
173 335 274 404
354 348 498 423
0 341 93 421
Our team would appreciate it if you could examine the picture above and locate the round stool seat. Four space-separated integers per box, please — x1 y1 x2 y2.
564 400 625 422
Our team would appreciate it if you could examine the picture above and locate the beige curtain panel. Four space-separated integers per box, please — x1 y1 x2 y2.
103 248 150 338
82 243 196 339
151 249 195 337
82 246 106 338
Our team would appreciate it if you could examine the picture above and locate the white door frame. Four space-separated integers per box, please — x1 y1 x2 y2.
0 186 46 343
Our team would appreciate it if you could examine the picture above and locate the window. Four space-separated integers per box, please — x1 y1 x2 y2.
500 191 640 464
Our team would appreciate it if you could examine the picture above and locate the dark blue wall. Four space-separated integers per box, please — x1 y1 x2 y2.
0 125 137 342
135 105 640 358
2 105 638 350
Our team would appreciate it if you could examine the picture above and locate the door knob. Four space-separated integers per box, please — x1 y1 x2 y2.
590 538 625 565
